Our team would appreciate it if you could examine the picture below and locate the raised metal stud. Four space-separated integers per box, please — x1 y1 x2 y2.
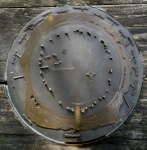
99 97 102 101
57 34 60 37
71 108 75 112
65 32 68 35
43 79 45 83
109 69 113 74
102 95 105 99
94 35 97 38
59 101 62 105
49 88 52 92
94 101 97 105
49 38 52 41
110 57 113 60
80 30 83 33
108 79 111 82
104 44 107 47
106 89 108 93
87 31 91 36
59 61 62 64
40 51 43 56
47 55 50 58
40 45 44 48
101 39 104 43
52 54 55 57
39 62 41 66
40 71 42 75
81 108 85 113
66 107 70 110
39 58 42 62
41 66 48 69
76 28 79 32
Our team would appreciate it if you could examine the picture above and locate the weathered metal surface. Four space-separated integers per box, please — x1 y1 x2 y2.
6 5 143 144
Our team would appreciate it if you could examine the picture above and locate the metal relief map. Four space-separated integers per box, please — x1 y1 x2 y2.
6 6 143 144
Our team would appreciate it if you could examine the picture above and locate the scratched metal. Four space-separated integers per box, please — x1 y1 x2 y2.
6 5 143 144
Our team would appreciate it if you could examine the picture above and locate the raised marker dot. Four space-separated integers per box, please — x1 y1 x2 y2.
40 45 44 48
87 31 91 36
109 69 113 73
104 44 107 47
59 101 62 105
66 107 70 110
110 57 113 60
71 108 75 112
94 101 97 105
81 109 85 113
101 39 104 43
102 95 105 99
49 88 52 92
108 79 111 82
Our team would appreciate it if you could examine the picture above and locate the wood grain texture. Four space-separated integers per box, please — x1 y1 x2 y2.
0 4 147 150
0 0 146 8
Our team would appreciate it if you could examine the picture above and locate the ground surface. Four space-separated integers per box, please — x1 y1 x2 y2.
0 1 147 150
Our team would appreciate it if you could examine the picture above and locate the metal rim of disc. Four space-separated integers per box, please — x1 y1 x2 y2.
6 5 143 145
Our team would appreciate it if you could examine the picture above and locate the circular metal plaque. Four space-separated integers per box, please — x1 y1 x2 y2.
6 5 143 144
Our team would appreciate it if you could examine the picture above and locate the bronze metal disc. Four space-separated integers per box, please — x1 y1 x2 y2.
6 5 143 144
